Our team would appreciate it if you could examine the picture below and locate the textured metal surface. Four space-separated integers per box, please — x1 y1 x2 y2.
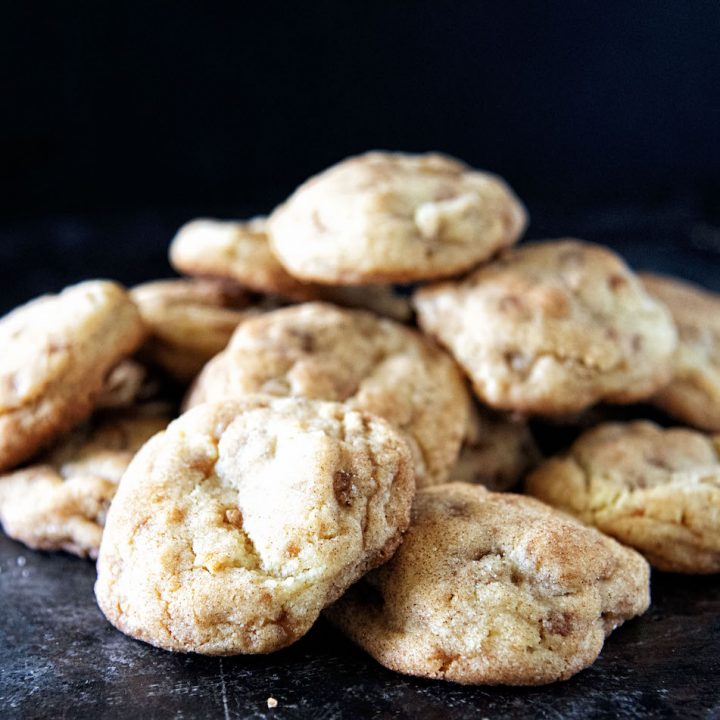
0 534 719 719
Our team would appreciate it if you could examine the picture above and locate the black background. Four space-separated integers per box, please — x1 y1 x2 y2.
1 2 719 297
3 1 720 314
3 2 719 311
3 1 720 219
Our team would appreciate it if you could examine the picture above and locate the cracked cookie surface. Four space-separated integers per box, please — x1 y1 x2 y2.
0 412 169 558
95 397 415 655
0 281 146 472
268 151 527 285
326 482 649 685
526 420 720 573
170 217 413 320
131 278 257 382
641 273 720 431
185 303 469 487
414 240 678 415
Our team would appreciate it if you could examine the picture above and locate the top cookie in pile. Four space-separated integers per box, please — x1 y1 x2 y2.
1 150 718 686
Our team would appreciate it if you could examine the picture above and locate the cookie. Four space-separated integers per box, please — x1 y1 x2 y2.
185 303 469 486
131 278 257 382
95 397 415 655
327 483 649 685
0 412 168 558
268 151 527 285
414 240 678 415
451 404 539 490
170 218 413 320
96 359 150 410
641 273 720 431
0 281 146 472
170 218 318 300
525 420 720 573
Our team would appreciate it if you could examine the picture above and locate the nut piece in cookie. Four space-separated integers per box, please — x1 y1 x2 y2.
414 240 678 415
95 397 415 655
451 403 540 491
0 412 169 558
131 278 257 383
96 360 150 410
0 281 146 472
184 303 469 487
170 217 413 321
268 151 527 285
326 482 650 685
526 420 720 573
641 273 720 431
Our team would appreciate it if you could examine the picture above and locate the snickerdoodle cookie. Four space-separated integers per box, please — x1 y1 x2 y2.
526 420 720 573
326 482 649 685
451 404 539 490
185 303 469 486
170 218 413 320
268 151 527 284
170 218 317 300
414 240 678 415
95 397 415 655
641 273 720 431
131 278 257 382
0 281 146 472
0 412 168 558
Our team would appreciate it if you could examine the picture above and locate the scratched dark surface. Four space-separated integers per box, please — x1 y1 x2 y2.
1 205 720 719
1 533 719 720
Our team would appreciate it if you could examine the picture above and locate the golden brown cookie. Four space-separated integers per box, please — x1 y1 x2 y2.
131 278 256 382
185 303 469 486
327 483 649 685
641 273 720 431
526 420 720 573
95 397 415 655
0 281 146 472
414 240 678 415
0 412 168 558
268 151 527 285
170 218 318 300
96 359 150 410
170 218 413 320
451 404 539 490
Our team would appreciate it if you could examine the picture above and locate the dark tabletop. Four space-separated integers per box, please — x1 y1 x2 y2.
1 203 720 719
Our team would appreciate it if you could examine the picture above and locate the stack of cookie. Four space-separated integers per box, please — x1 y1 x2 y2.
1 151 718 686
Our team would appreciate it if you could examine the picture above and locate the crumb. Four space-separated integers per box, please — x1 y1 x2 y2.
267 697 278 709
16 556 26 567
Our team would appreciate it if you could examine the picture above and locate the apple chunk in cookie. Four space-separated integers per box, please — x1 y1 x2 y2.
0 411 169 558
131 278 258 383
526 420 720 573
0 281 146 472
327 483 650 685
95 397 415 655
185 302 469 487
414 240 678 415
170 217 413 320
267 151 527 285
